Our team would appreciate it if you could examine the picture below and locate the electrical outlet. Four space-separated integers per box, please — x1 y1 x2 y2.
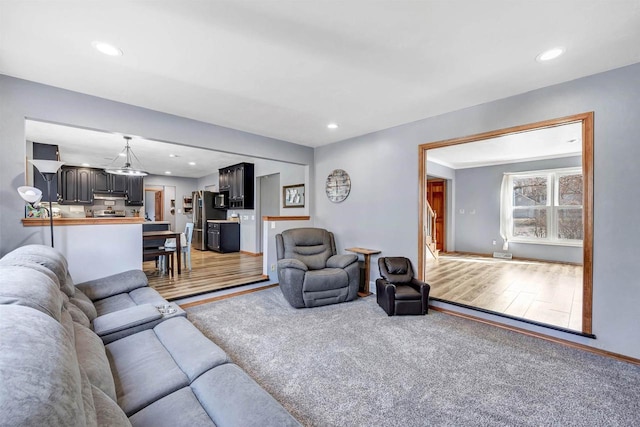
271 264 276 272
492 240 496 245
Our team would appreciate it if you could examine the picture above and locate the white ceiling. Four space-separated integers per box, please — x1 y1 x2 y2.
2 1 640 148
428 122 582 169
26 120 257 179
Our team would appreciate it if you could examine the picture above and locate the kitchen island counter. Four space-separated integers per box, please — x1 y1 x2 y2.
22 217 145 226
206 220 237 224
19 218 143 283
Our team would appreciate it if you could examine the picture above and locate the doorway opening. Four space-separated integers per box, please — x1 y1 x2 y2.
426 178 447 255
145 187 164 222
418 112 594 335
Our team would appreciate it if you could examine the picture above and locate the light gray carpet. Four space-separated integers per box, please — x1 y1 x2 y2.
186 288 640 427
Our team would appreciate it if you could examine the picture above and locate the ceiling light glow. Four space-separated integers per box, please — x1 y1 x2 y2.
164 171 172 174
92 41 123 57
188 162 196 166
536 47 565 62
327 123 339 129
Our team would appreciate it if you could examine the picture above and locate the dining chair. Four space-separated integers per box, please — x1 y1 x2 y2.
160 222 194 272
182 222 194 270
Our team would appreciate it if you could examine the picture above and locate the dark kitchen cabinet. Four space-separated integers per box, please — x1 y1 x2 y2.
207 222 240 253
94 170 127 195
93 170 109 193
112 174 127 195
219 168 231 191
126 176 144 206
59 166 93 205
218 162 254 209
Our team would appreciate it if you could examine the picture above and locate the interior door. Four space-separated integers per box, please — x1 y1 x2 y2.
426 179 446 252
154 191 163 221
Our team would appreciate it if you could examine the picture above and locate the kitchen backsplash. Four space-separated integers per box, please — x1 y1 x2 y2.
53 200 145 218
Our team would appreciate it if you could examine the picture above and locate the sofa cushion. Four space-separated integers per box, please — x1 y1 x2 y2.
93 304 162 338
91 385 132 427
76 270 148 301
154 316 230 382
0 258 61 288
128 387 216 427
67 299 92 328
74 322 117 401
0 305 86 427
0 265 63 321
78 365 98 427
94 293 137 316
0 244 74 296
93 286 170 317
70 287 98 320
106 329 190 416
191 363 301 427
129 286 172 306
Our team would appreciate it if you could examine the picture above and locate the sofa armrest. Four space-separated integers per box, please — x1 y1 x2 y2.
93 304 162 341
327 254 358 269
277 258 308 271
75 270 148 301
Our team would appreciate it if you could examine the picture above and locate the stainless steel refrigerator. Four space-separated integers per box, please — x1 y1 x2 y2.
192 190 227 250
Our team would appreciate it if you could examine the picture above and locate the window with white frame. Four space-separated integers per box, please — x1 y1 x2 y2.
501 167 583 245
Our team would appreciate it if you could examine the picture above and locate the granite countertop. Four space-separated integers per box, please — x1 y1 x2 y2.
206 220 238 223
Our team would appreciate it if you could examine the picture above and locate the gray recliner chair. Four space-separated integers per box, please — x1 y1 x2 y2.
276 227 359 308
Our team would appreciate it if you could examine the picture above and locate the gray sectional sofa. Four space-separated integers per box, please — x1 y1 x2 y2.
0 244 300 427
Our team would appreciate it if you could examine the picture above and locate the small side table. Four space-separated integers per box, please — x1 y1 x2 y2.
345 247 381 297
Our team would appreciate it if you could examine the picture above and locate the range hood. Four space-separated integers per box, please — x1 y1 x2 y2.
93 192 127 201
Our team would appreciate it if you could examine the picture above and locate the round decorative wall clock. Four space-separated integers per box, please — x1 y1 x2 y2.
325 169 351 203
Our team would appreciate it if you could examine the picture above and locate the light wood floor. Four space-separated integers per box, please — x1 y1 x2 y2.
426 253 583 331
144 249 268 301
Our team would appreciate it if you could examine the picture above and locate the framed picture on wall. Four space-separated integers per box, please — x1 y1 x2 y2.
283 183 305 208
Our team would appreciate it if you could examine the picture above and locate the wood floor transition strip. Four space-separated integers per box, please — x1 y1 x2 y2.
179 284 279 309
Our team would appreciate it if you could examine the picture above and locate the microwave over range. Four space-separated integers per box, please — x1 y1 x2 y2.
213 191 228 209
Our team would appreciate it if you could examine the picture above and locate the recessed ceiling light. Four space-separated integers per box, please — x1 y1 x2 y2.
81 163 90 167
327 123 339 130
164 171 172 175
188 162 196 166
536 47 565 62
169 154 177 158
92 41 123 57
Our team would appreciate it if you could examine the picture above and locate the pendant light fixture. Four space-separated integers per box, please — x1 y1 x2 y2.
106 136 148 176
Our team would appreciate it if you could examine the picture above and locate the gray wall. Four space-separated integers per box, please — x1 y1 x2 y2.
315 62 640 359
454 156 582 262
144 175 198 233
0 75 314 254
3 64 640 359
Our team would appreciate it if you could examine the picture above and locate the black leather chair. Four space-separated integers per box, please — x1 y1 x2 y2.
376 257 430 316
